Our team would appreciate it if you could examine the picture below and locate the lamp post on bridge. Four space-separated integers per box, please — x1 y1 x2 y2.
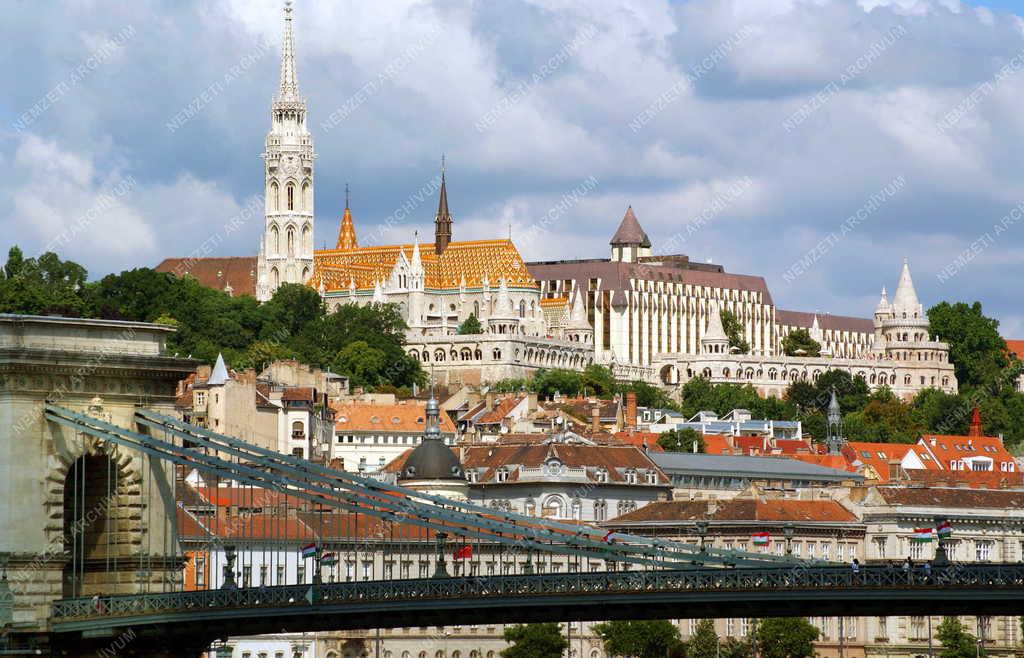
696 520 709 555
783 523 795 556
933 517 950 567
434 532 450 578
222 545 237 589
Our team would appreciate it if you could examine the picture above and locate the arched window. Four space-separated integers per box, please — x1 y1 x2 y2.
271 267 280 288
594 500 607 522
270 225 280 255
519 300 526 318
270 181 280 212
287 182 295 210
302 223 312 252
287 227 295 256
291 421 304 439
301 266 310 281
301 180 311 211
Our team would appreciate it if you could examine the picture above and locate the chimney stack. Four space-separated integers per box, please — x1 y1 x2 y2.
591 406 601 433
625 391 638 432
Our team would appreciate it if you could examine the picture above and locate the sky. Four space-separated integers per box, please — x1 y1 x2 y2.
1 0 1022 336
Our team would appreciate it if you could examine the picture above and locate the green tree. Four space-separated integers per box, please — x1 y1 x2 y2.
259 282 325 340
581 363 617 398
0 247 90 316
719 637 755 658
928 301 1014 391
658 427 705 453
936 617 984 658
501 623 568 658
532 369 582 399
457 313 484 335
843 393 922 443
333 340 388 389
756 617 819 658
625 380 680 411
686 619 719 658
911 388 972 435
593 620 683 658
781 329 821 357
721 309 750 354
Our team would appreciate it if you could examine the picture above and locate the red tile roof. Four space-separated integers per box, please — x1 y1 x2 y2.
331 401 457 434
608 498 857 524
1006 339 1024 360
873 487 1024 509
155 256 258 297
841 441 939 482
917 433 1016 472
611 431 665 452
475 395 526 425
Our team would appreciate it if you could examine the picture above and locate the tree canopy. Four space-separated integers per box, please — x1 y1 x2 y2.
593 620 684 658
757 617 819 658
501 623 568 658
721 309 750 354
457 313 483 335
0 247 424 390
781 329 821 357
658 427 705 453
936 617 984 658
686 619 719 658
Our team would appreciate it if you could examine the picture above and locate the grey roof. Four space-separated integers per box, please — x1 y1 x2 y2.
775 309 873 334
650 452 862 483
401 439 465 481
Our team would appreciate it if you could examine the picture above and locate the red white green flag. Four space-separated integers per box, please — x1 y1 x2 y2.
751 532 770 546
911 528 935 542
937 521 952 538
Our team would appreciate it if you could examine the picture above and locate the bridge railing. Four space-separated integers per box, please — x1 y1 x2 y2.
51 563 1024 621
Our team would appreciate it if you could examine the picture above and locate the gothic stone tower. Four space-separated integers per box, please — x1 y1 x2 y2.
257 0 315 302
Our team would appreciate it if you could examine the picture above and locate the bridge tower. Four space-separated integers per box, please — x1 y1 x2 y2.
0 315 194 646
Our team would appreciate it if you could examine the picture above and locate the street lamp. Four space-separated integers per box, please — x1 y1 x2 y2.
933 517 949 566
222 545 237 589
696 521 709 553
783 523 795 556
434 532 450 578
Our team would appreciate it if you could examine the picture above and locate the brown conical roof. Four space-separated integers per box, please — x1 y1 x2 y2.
609 206 651 247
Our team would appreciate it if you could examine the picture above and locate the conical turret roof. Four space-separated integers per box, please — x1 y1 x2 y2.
610 206 651 248
892 259 922 316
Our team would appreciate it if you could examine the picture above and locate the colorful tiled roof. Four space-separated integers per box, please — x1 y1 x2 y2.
313 238 537 292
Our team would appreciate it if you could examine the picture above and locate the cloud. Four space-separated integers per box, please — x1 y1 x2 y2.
1 0 1023 336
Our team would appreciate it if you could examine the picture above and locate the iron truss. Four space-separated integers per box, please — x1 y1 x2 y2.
44 404 810 570
51 563 1024 626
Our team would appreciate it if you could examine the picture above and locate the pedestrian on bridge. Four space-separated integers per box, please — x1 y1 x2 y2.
903 557 913 583
851 558 860 576
923 561 933 583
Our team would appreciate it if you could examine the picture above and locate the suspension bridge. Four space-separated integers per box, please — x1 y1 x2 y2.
2 316 1023 658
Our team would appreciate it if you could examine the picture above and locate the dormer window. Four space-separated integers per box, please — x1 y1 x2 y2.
624 469 637 485
496 467 510 483
645 471 657 485
595 468 609 484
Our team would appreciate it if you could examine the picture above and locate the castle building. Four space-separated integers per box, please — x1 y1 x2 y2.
528 208 956 398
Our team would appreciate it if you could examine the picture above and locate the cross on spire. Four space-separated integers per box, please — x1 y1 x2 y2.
276 0 301 102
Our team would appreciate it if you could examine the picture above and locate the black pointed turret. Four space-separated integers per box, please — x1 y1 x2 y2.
434 158 452 255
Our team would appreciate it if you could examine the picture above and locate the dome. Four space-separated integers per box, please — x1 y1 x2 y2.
399 394 465 482
401 439 465 481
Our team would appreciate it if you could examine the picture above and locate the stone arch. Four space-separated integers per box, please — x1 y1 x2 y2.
269 180 280 212
270 224 280 256
301 179 312 211
659 364 679 386
50 435 140 598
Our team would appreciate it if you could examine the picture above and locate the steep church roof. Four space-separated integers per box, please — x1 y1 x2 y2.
336 186 357 250
609 206 651 247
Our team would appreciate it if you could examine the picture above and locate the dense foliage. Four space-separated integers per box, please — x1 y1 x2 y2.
658 427 705 453
0 248 424 390
721 309 750 354
593 620 685 658
457 313 483 335
781 328 821 357
686 619 719 658
500 623 568 658
756 617 819 658
936 617 985 658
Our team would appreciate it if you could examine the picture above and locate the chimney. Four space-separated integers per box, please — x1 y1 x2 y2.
968 407 983 438
625 391 638 432
527 391 538 412
887 459 903 482
485 391 496 412
591 406 601 433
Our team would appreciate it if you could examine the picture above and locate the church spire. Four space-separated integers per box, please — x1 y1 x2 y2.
434 156 453 255
276 1 300 102
335 184 358 250
892 258 922 318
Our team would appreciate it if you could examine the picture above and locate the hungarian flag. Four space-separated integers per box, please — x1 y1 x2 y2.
937 521 952 538
603 531 616 544
911 528 935 542
320 552 338 566
300 543 318 558
453 545 473 560
751 532 770 546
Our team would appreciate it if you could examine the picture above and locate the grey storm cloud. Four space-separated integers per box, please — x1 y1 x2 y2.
0 0 1022 336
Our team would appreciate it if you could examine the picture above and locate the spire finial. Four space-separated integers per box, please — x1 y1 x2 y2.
276 0 300 102
345 182 350 209
441 154 446 175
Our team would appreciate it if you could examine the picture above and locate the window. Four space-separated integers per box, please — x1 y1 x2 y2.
876 616 889 640
297 565 305 583
976 540 994 561
873 537 887 559
910 541 925 560
496 467 510 483
242 565 251 588
195 555 206 588
595 468 609 483
276 565 285 585
910 616 926 640
594 500 607 522
625 469 637 484
194 391 206 406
